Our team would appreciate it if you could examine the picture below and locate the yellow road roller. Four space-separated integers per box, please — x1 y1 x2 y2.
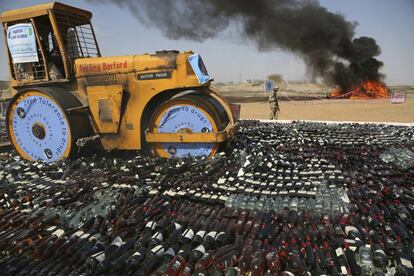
0 2 236 162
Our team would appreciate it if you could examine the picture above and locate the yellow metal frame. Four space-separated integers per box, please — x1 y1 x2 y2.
86 85 123 134
1 2 98 88
145 124 235 143
1 2 238 160
0 3 92 22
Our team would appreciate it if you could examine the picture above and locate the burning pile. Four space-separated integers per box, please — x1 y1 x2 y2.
330 80 390 99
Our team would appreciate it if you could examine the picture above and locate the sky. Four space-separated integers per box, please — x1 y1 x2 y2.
0 0 413 85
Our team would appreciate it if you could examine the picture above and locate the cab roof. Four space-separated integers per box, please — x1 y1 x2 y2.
0 2 92 23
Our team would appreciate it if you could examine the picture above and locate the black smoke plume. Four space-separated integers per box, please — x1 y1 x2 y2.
92 0 384 91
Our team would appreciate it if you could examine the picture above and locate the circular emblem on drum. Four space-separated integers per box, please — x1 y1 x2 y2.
7 92 72 162
148 93 226 158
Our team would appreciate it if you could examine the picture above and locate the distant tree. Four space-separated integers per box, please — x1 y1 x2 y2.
267 74 284 84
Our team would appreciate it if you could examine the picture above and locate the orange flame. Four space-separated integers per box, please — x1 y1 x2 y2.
330 80 390 99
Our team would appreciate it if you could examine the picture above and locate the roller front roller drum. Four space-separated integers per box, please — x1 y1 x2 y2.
147 92 230 158
6 89 91 162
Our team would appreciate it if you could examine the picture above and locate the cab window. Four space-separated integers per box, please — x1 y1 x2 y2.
6 15 65 81
54 10 100 59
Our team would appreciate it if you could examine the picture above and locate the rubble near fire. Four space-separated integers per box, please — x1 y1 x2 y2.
330 80 390 99
0 120 413 275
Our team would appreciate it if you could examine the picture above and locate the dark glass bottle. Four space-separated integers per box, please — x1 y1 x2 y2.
371 244 389 273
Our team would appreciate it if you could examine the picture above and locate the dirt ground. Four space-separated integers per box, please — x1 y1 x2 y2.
235 97 414 122
218 82 414 123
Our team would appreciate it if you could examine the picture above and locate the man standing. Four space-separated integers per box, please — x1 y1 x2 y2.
269 86 280 120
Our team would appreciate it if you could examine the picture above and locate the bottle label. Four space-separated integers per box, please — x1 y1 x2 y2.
152 232 163 242
95 253 105 263
174 223 182 230
196 230 206 239
207 231 217 239
90 233 101 241
73 231 84 237
52 229 65 237
47 226 57 232
375 249 386 256
340 266 348 275
151 245 165 256
164 247 176 257
111 236 123 247
171 259 182 269
195 245 206 254
282 272 295 276
344 226 358 235
92 251 105 262
216 232 226 240
183 229 194 240
335 247 345 257
401 257 413 268
343 239 357 245
131 251 142 257
146 221 157 230
219 195 228 202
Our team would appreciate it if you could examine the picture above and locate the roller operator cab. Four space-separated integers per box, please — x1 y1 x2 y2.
0 2 236 162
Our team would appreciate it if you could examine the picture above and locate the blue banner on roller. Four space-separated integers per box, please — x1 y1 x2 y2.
158 105 214 157
188 54 212 84
12 96 70 162
264 80 274 93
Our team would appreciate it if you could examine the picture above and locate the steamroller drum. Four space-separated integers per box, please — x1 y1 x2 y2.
6 89 90 162
148 93 228 158
181 91 230 130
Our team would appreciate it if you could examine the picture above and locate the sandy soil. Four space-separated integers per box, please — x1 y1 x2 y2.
216 82 414 123
233 97 414 122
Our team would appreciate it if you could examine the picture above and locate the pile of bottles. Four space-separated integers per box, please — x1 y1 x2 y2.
380 147 414 170
225 183 349 216
0 121 7 144
0 120 413 275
